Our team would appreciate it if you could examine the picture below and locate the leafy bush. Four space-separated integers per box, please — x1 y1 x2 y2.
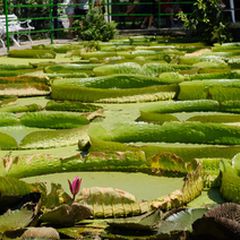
12 0 64 32
178 0 231 43
74 8 117 41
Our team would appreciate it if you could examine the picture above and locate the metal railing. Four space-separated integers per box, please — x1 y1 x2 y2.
0 0 196 50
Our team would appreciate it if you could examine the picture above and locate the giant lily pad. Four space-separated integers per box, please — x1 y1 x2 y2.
40 203 92 227
0 208 33 233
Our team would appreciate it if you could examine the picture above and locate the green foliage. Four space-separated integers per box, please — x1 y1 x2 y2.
13 0 64 31
178 0 231 43
20 112 89 129
74 8 117 42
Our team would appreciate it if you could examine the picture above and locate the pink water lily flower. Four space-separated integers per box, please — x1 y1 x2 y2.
68 176 82 201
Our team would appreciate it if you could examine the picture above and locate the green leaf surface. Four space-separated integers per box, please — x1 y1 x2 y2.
20 111 89 129
20 127 88 149
0 208 33 233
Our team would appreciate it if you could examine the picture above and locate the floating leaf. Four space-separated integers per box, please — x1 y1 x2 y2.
78 187 150 218
108 210 161 233
40 203 92 227
0 208 33 233
0 176 40 214
41 183 72 210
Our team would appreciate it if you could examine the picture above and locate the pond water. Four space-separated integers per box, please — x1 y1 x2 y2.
0 126 44 144
23 171 183 201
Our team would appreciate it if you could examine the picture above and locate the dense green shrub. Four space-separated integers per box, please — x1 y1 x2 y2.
178 0 231 43
74 8 117 41
12 0 64 32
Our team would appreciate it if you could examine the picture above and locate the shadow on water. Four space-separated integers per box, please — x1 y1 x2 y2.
207 188 225 204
